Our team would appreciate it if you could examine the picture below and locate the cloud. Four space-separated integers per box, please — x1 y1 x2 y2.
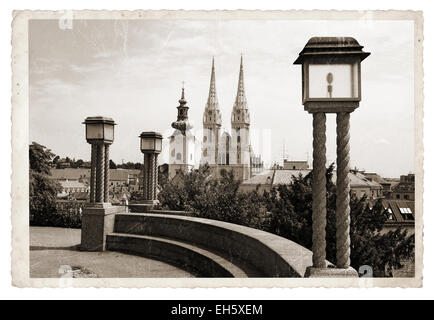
29 19 415 177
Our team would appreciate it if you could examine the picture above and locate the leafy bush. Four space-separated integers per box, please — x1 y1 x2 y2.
158 164 267 229
29 142 83 228
32 200 84 228
30 204 83 229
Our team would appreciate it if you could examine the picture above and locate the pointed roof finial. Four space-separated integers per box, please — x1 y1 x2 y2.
206 57 219 111
234 54 247 110
179 83 187 105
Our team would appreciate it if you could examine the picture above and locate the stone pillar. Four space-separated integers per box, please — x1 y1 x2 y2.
336 112 351 269
95 143 105 203
305 112 358 278
82 142 123 252
104 144 110 203
143 153 149 200
311 112 327 269
149 153 157 200
90 143 96 203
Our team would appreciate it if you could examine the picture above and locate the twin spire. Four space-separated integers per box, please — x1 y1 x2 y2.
206 57 219 110
204 55 248 119
234 55 248 110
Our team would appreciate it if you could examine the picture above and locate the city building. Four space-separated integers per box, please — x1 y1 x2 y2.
51 168 90 183
57 180 89 198
365 198 415 277
56 158 71 168
283 160 309 170
200 56 259 181
364 172 393 193
250 154 264 176
51 168 141 192
379 199 415 234
239 168 383 199
390 173 415 201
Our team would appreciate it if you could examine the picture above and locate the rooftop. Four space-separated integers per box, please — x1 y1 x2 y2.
242 169 382 189
51 168 141 181
59 180 87 188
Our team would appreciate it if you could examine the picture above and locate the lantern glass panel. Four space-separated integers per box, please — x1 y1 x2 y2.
104 123 114 141
307 62 359 100
141 137 155 151
86 123 104 140
155 138 162 152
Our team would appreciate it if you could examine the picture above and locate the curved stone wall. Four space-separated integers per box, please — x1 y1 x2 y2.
111 213 314 277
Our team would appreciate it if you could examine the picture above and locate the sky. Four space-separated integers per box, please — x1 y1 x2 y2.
29 18 414 178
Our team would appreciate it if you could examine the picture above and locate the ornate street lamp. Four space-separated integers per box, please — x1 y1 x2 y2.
294 37 370 112
294 37 370 277
83 116 116 204
140 131 163 206
81 116 123 252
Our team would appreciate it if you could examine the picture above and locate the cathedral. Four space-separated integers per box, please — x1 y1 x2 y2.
201 56 261 181
168 56 263 181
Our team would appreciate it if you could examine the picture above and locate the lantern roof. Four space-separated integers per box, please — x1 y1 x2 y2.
139 131 163 139
83 116 116 125
293 37 370 64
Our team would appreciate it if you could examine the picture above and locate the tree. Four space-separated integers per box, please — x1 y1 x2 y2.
117 161 143 170
30 142 54 174
52 155 60 166
76 159 84 168
134 162 143 170
158 164 267 229
29 142 62 226
109 159 117 169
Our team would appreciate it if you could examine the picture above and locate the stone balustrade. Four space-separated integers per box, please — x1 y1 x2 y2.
107 213 316 277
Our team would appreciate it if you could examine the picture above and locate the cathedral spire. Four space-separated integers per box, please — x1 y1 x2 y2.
206 57 219 110
234 55 248 110
203 58 222 127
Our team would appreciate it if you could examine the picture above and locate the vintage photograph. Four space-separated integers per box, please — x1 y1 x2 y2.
11 10 423 287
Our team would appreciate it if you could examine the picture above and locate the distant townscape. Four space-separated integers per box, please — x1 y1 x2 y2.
45 56 415 237
29 51 415 279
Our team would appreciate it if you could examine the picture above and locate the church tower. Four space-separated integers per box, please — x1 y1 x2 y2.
201 58 222 166
230 56 251 180
169 87 195 179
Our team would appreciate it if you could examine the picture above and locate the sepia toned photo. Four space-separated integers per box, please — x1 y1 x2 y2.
11 10 423 287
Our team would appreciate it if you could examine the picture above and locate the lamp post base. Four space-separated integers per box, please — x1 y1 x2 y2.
80 203 126 251
85 202 112 209
304 266 359 278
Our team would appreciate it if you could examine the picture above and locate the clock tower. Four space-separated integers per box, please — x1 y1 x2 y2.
169 87 195 179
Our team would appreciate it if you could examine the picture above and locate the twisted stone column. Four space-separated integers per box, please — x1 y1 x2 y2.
90 143 96 203
104 144 110 203
336 112 351 268
312 112 327 268
148 154 155 200
95 143 105 203
152 154 158 200
143 153 149 200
